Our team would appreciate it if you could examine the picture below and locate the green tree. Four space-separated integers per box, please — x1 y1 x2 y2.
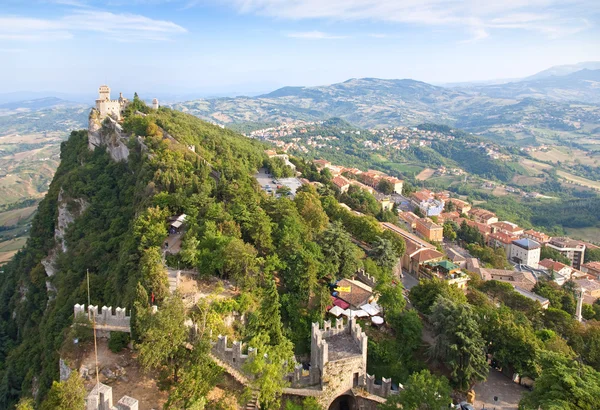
294 187 329 239
584 248 600 263
370 237 398 272
540 246 572 266
221 238 260 288
40 373 86 410
319 221 362 279
16 398 35 410
377 179 394 195
285 397 322 410
409 278 467 315
164 342 222 410
429 297 488 390
519 352 600 410
443 221 457 241
137 295 187 382
380 369 452 410
243 333 294 410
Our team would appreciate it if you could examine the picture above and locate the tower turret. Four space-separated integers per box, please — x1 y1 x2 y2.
152 98 159 110
98 85 110 101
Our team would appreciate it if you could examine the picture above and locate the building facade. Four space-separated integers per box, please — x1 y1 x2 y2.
510 238 541 267
547 237 586 270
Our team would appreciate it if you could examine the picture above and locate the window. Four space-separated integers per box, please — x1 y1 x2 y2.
353 372 359 387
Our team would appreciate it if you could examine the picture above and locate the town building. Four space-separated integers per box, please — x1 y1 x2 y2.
512 286 550 309
411 190 444 217
447 198 471 214
546 237 586 270
582 261 600 279
523 229 551 244
399 212 420 230
487 232 519 256
415 218 443 242
334 278 375 309
349 179 374 194
510 238 541 267
476 268 536 290
420 260 469 289
332 176 351 193
383 176 404 194
266 151 297 172
468 208 499 225
492 221 524 237
538 258 573 284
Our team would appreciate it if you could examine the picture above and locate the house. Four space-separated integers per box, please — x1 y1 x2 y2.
574 279 600 303
358 170 382 188
492 221 524 237
523 229 551 244
334 278 375 309
420 260 469 289
447 248 467 268
399 212 420 230
383 176 404 194
411 190 445 217
415 218 443 242
447 198 471 214
546 237 586 270
438 211 460 223
374 192 394 211
582 261 600 279
487 232 519 256
349 180 375 194
538 258 573 284
510 238 541 267
332 176 350 193
469 208 499 225
313 159 331 170
407 248 446 276
476 268 537 291
169 214 187 234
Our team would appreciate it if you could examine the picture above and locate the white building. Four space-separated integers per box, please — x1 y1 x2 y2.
510 238 541 267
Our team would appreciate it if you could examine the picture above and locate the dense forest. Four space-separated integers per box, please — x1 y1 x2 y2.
0 100 408 408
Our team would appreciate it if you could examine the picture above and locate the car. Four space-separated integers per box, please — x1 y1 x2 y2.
459 402 475 410
272 179 278 184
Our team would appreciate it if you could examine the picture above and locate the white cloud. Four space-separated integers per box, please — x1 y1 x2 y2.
223 0 598 40
286 31 348 39
0 9 187 42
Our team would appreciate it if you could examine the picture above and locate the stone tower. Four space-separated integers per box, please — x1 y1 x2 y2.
98 85 111 101
152 98 159 110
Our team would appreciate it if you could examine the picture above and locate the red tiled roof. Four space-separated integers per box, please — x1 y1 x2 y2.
583 261 600 272
492 221 523 234
411 248 444 263
539 258 570 272
332 176 350 188
488 232 518 244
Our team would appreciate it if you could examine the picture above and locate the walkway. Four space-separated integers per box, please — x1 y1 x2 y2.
473 369 526 410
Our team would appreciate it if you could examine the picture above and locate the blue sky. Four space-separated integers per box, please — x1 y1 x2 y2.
1 0 599 97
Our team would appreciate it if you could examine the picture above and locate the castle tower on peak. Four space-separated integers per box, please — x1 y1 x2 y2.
95 85 128 121
152 98 159 110
98 85 111 101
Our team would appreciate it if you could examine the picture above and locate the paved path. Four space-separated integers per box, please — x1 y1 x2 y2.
473 369 527 410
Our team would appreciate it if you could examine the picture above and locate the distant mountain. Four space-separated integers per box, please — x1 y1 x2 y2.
0 97 85 113
171 78 477 128
472 69 600 103
524 61 600 81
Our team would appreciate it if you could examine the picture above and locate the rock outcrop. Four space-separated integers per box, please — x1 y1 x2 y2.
88 108 130 162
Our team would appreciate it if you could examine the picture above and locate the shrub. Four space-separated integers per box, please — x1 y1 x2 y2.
108 332 130 353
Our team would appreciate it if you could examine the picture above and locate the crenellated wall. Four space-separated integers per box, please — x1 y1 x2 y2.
355 268 377 288
74 304 131 334
85 382 138 410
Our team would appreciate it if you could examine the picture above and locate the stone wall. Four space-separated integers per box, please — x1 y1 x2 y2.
74 304 131 333
355 269 377 288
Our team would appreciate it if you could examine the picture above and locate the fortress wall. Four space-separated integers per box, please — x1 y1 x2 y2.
356 269 377 288
74 304 131 333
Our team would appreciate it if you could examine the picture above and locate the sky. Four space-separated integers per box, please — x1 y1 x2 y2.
1 0 599 98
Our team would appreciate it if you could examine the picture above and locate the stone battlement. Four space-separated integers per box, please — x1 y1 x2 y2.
213 335 257 371
356 268 377 288
74 304 131 333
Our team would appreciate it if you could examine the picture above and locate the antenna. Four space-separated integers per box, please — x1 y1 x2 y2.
87 270 100 403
